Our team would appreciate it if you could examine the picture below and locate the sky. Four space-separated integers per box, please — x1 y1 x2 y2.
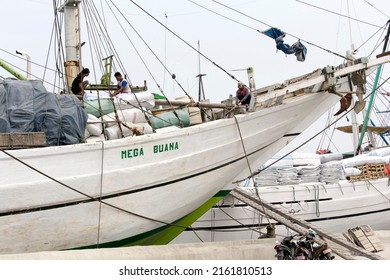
1 0 390 154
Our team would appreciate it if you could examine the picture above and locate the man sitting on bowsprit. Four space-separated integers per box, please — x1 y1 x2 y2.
236 82 251 106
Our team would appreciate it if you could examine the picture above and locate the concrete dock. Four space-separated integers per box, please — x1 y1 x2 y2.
0 239 278 260
0 230 389 260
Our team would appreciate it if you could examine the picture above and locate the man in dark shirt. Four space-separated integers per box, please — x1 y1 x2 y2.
71 68 90 95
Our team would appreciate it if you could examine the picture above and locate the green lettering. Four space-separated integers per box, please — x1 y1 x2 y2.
122 147 145 159
150 143 179 155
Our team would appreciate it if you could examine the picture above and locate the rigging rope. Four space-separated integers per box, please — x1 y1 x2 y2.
233 115 271 225
51 0 67 92
209 0 352 61
88 0 131 83
96 140 105 248
355 21 388 57
217 206 264 235
106 0 197 125
0 148 190 230
81 0 157 129
163 13 168 92
0 55 61 91
296 0 385 29
124 0 240 83
107 0 192 100
188 0 261 33
104 0 164 91
363 0 390 19
367 181 390 203
84 1 106 72
82 2 103 86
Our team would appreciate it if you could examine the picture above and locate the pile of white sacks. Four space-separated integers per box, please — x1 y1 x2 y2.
255 153 322 186
254 148 390 186
84 108 154 143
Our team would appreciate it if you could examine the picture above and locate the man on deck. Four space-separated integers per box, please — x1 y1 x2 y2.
71 68 90 96
111 72 131 97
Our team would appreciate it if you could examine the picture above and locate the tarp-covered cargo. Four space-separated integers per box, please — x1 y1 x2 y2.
0 79 87 146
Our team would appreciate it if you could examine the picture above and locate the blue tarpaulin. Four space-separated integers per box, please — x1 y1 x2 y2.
0 79 88 146
263 27 307 62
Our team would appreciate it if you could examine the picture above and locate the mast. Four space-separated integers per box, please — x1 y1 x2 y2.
346 46 360 155
58 0 82 92
196 40 206 101
246 67 255 112
356 20 390 153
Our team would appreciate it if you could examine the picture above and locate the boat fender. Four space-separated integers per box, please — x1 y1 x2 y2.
385 164 390 176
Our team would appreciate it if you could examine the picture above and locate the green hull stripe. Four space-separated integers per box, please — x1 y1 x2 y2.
73 189 231 250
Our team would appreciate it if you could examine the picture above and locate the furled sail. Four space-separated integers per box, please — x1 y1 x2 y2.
336 125 390 135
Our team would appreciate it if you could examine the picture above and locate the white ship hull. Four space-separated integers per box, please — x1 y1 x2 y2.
0 90 340 254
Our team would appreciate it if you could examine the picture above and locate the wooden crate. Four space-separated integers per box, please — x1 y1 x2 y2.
358 163 386 174
349 173 385 182
0 132 47 149
348 163 387 182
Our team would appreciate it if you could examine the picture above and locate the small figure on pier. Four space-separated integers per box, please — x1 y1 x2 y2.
71 68 90 96
236 82 251 106
111 72 131 97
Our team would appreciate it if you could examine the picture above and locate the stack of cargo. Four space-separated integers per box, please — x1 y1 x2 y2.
320 161 346 183
85 108 154 142
254 168 280 186
298 166 321 183
254 167 300 186
277 168 300 185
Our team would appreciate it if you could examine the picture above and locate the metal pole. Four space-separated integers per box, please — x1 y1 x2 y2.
0 59 26 80
357 20 390 153
15 51 31 79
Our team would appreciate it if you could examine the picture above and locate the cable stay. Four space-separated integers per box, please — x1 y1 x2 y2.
363 0 390 18
123 0 241 84
206 0 353 61
105 1 187 100
296 0 386 29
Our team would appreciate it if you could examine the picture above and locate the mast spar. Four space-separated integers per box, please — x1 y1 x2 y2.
58 0 82 93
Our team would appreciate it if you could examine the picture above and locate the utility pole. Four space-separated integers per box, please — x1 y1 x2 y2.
196 40 206 101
